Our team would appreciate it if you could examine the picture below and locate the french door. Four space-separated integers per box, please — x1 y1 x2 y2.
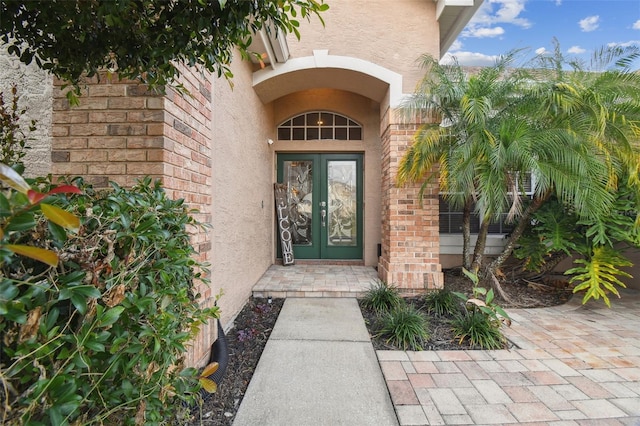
277 153 363 260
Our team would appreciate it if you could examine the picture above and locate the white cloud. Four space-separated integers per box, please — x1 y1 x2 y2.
535 47 548 55
441 51 500 67
463 0 530 40
579 15 600 32
608 40 640 48
449 40 464 52
633 20 640 30
568 46 586 54
464 26 506 38
555 0 562 5
491 0 531 28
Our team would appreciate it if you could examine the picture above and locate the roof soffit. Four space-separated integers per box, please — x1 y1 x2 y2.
436 0 484 56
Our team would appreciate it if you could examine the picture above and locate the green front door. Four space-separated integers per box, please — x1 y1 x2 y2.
277 153 363 260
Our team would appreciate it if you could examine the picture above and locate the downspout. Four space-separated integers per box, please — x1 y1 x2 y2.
199 319 229 398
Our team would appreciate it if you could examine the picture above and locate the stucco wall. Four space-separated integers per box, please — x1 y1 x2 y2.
286 0 439 94
211 55 276 327
625 249 640 290
0 48 52 177
271 89 382 266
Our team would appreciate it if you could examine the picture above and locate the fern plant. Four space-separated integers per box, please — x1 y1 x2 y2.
513 198 580 272
567 246 632 307
515 183 639 306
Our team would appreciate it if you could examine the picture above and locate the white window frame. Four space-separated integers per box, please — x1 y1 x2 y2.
277 111 362 141
439 172 536 254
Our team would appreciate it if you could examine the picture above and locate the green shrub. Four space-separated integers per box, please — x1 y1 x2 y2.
448 268 510 350
451 310 506 350
424 289 461 316
378 305 430 350
361 280 403 314
0 175 219 425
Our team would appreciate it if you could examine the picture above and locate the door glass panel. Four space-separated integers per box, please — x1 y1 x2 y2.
327 160 357 246
283 160 313 245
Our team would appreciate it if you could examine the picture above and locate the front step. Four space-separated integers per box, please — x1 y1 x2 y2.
252 264 379 299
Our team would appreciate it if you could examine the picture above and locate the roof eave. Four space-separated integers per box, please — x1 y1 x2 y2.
437 0 484 57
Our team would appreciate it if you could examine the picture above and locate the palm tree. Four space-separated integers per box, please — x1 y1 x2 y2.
398 43 640 303
398 51 528 277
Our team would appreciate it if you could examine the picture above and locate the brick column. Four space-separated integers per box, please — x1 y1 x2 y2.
52 69 214 367
378 108 443 294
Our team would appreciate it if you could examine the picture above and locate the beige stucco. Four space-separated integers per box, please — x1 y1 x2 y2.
210 56 277 326
284 0 439 95
0 50 52 177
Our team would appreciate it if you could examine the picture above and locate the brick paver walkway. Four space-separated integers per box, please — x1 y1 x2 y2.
253 264 378 298
379 289 640 425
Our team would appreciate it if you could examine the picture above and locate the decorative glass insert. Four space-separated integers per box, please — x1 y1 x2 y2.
327 160 357 246
283 160 313 245
277 111 362 141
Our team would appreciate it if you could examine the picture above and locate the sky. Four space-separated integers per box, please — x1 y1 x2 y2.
443 0 640 68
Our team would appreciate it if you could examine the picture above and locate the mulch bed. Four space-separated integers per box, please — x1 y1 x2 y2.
187 297 284 426
187 269 572 425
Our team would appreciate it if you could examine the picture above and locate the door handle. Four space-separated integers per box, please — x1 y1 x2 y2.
319 201 327 227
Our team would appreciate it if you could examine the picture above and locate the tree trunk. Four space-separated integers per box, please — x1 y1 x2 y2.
483 192 552 304
462 197 473 270
488 192 551 275
471 218 490 271
487 268 513 303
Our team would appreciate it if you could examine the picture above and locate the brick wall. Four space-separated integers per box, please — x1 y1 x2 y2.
51 73 166 188
378 108 443 293
52 68 215 367
163 66 214 367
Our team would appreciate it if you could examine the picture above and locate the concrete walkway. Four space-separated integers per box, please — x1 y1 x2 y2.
233 298 398 425
239 265 640 425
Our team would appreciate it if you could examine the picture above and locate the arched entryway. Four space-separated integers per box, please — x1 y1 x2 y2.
255 51 444 291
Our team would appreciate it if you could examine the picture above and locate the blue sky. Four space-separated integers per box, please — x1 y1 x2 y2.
444 0 640 68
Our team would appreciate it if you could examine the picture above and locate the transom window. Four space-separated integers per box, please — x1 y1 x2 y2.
277 111 362 141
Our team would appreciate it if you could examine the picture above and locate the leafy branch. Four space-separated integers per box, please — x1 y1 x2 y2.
1 0 329 100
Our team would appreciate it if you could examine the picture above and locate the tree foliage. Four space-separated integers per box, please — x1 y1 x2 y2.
0 0 328 96
398 41 640 305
